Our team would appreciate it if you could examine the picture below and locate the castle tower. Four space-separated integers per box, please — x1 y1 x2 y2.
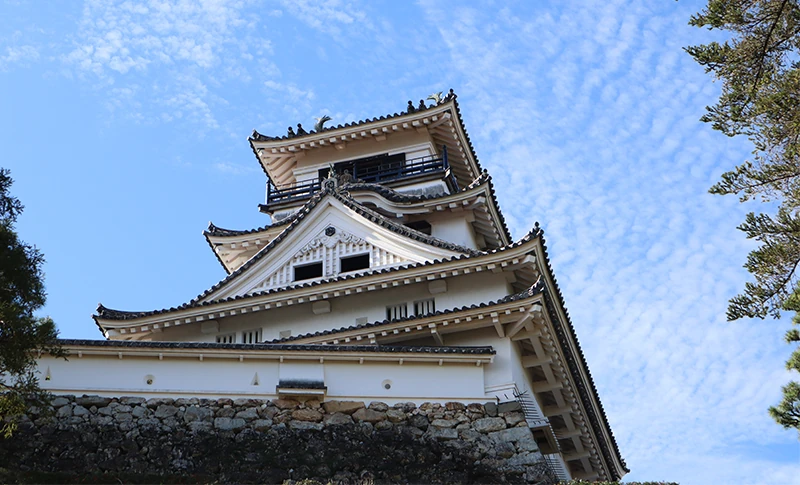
50 91 626 481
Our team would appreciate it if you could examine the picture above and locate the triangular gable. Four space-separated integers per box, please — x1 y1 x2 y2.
202 193 468 302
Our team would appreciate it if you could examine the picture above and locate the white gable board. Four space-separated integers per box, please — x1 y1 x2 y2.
203 196 463 302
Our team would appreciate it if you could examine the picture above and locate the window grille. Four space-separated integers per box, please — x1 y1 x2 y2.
386 303 408 321
413 298 435 316
216 333 236 344
242 329 262 344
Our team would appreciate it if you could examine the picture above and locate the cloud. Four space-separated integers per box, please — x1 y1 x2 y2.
418 0 800 483
60 0 279 129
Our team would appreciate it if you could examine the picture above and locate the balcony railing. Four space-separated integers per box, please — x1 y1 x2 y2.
264 148 456 207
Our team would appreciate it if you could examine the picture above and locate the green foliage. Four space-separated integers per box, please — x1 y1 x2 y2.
0 169 64 438
687 0 800 433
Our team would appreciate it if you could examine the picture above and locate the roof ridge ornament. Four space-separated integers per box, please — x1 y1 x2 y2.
314 115 332 132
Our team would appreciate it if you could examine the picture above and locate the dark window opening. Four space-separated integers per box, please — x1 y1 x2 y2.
340 254 370 273
294 262 323 281
405 220 432 235
318 152 407 184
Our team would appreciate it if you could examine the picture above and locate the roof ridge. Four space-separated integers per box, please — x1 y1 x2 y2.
250 90 458 142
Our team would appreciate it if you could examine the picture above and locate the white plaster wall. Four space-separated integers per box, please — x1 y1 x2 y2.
431 217 480 250
149 271 510 344
35 354 487 405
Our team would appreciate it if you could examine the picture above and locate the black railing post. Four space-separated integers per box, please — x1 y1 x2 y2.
266 180 272 204
442 144 449 168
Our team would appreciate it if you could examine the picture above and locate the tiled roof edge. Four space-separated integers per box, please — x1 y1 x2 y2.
536 232 628 477
94 223 544 322
57 338 495 355
267 279 546 344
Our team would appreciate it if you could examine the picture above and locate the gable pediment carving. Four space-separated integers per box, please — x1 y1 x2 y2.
248 226 408 294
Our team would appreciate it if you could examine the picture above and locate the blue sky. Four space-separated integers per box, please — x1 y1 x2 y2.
2 0 799 483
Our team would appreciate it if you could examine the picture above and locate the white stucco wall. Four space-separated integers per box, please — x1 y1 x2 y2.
35 353 487 405
150 271 511 344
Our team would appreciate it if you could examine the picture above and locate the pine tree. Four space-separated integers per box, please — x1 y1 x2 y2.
0 169 64 437
686 0 800 432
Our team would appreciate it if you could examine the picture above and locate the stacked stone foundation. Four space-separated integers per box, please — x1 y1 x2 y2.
1 395 555 484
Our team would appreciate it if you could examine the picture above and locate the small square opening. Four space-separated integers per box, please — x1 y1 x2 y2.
340 254 370 273
294 262 323 281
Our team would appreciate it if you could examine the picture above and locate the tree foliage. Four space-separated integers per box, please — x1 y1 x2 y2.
0 169 64 437
686 0 800 432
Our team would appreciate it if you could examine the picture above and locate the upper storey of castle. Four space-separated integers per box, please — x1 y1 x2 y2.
250 90 482 219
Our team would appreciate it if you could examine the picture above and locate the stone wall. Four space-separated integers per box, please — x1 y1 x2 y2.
1 395 555 484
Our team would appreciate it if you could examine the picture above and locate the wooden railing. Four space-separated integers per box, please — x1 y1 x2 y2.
265 148 455 207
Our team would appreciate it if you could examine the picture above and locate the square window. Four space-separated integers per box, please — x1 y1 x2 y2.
294 262 323 281
340 253 370 273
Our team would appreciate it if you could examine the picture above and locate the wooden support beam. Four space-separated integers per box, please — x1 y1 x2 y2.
522 355 552 368
533 381 564 393
563 450 591 461
543 405 572 417
506 312 532 339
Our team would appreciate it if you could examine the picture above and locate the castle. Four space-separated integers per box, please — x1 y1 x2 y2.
37 91 627 481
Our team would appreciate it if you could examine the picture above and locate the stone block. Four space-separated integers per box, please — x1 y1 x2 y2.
154 405 178 418
466 403 485 413
51 397 70 408
393 402 417 412
115 413 133 422
445 402 466 411
72 405 90 417
322 400 365 415
272 398 300 410
120 396 146 406
291 408 323 422
252 419 273 431
233 398 260 407
375 420 393 431
430 419 458 428
215 407 236 418
289 420 323 431
505 451 543 467
497 401 521 413
353 408 386 423
515 434 539 453
473 417 506 433
368 401 388 412
188 421 212 433
495 440 516 458
323 412 353 426
408 414 429 430
484 402 498 417
235 408 259 420
386 409 406 423
425 427 458 440
184 406 213 423
131 406 148 419
145 397 174 409
214 417 246 431
56 405 72 418
76 396 112 408
504 411 525 427
489 426 533 444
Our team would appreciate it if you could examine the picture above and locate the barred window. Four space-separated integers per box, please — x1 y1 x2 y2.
242 329 262 344
386 303 408 321
216 333 236 344
413 298 435 316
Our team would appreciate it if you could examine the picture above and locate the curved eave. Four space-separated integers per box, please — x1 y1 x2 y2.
249 91 482 190
93 225 544 332
535 234 629 479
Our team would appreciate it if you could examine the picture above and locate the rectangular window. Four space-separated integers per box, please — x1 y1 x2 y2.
294 261 323 281
386 303 408 321
242 329 262 344
405 220 432 235
414 298 436 316
340 253 370 273
216 333 236 344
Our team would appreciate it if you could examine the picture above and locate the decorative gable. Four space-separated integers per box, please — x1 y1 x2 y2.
249 226 411 293
201 195 466 302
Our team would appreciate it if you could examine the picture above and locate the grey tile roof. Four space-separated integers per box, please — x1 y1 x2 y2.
267 279 547 344
248 90 485 186
57 338 495 355
95 223 543 322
